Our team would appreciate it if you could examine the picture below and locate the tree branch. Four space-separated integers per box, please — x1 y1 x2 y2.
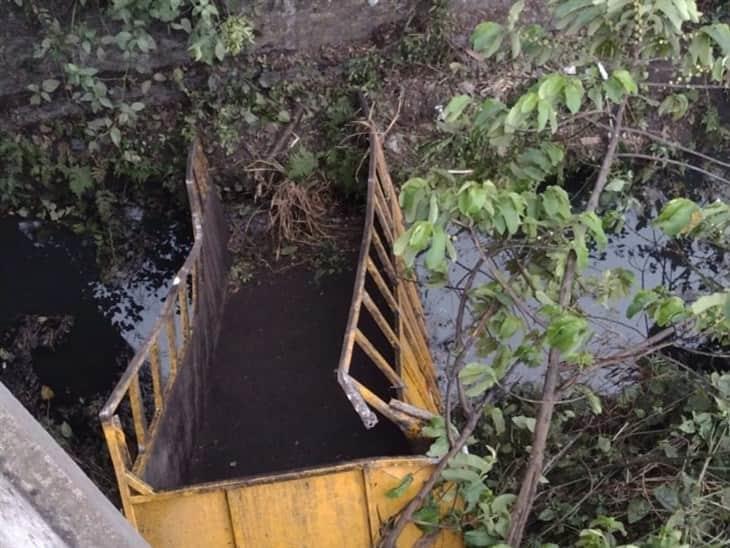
616 153 730 185
379 396 492 548
507 98 628 546
592 123 730 171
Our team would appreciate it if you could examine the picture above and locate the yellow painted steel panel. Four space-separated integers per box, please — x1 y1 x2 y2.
365 462 462 548
135 491 235 547
226 468 372 548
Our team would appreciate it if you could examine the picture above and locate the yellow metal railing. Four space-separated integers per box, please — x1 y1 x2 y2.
337 123 442 438
99 128 453 548
99 139 221 526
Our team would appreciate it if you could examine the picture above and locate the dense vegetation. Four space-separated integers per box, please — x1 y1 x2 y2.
384 1 730 546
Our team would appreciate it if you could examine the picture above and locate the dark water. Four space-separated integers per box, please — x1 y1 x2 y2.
0 213 190 405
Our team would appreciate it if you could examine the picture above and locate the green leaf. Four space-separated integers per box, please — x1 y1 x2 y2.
702 23 730 55
66 166 95 198
425 225 447 272
410 221 434 250
603 77 625 103
605 177 629 192
542 186 571 221
538 74 565 102
428 194 439 224
427 436 448 458
581 211 608 248
596 435 611 453
492 493 517 514
400 178 429 223
658 94 689 120
542 142 565 165
627 498 651 524
546 313 589 355
654 484 679 511
42 79 61 93
691 292 728 315
441 468 482 483
520 92 538 114
471 21 505 58
450 451 495 474
512 415 536 432
627 289 659 318
215 39 226 62
573 230 589 271
443 95 472 123
510 31 522 59
490 407 506 435
537 99 550 131
287 147 318 181
394 231 410 257
657 0 684 32
385 474 413 498
464 529 496 547
654 296 685 326
109 126 121 147
499 314 522 339
564 78 584 114
554 0 595 20
654 198 701 236
576 385 602 414
612 69 638 94
588 86 604 111
507 0 525 29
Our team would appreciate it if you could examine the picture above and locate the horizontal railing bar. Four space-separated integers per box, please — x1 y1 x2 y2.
372 185 394 244
370 229 397 285
362 291 399 350
366 257 398 313
354 329 403 389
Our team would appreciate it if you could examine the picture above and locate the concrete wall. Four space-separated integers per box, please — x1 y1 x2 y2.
0 382 147 548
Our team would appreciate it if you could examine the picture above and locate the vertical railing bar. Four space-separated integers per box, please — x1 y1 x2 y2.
149 340 163 413
166 316 178 379
178 279 191 346
192 260 199 317
128 373 147 451
101 418 137 526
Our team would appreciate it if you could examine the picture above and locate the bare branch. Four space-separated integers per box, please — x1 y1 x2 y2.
644 82 729 90
616 153 730 185
592 123 730 171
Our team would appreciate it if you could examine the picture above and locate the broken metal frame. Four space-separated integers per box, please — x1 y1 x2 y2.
337 122 442 437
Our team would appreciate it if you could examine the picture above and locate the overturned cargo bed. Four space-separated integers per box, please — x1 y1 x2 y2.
99 122 455 547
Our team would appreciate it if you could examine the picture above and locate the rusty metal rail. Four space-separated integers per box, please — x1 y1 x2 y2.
337 123 441 437
98 139 227 525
